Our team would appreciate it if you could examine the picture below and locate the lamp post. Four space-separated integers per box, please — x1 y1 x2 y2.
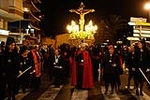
144 2 150 22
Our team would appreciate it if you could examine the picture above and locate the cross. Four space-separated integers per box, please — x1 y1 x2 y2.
69 2 95 32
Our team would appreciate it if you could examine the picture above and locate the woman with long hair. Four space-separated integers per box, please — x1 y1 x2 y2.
134 40 150 96
3 37 20 100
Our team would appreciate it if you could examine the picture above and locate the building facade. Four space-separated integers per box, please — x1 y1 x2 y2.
0 0 24 42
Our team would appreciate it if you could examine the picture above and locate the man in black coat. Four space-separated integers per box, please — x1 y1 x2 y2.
0 47 5 100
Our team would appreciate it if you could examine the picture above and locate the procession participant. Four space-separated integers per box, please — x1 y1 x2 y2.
101 44 121 94
91 44 102 82
40 44 49 71
3 37 20 100
134 40 150 96
115 48 123 92
50 49 65 87
0 41 5 100
62 51 70 83
47 44 55 82
18 46 31 93
58 43 71 83
126 45 136 89
30 44 42 90
72 43 94 89
0 41 5 53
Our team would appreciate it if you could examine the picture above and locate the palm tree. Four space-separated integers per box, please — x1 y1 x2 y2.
104 15 128 43
94 19 109 44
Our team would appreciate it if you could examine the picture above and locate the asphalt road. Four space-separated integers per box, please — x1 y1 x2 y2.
14 71 150 100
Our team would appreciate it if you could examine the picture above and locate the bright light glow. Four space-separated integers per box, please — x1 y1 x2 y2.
85 20 98 34
9 32 20 35
128 22 135 26
133 29 150 34
67 2 97 39
135 22 150 26
28 25 31 29
0 29 9 35
30 29 34 33
23 7 30 12
116 40 123 44
127 37 140 40
67 20 97 39
133 33 150 37
130 17 147 22
67 20 79 33
144 3 150 10
128 22 150 26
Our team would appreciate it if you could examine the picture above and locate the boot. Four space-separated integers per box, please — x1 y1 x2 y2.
127 83 130 89
104 90 108 95
140 90 143 96
136 89 139 96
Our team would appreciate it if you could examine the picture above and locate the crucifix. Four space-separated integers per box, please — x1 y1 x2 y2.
69 2 95 32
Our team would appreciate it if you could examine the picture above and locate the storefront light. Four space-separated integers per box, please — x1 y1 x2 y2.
0 29 9 36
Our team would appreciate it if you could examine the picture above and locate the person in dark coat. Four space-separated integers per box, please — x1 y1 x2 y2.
125 45 136 89
50 49 65 87
0 41 5 100
134 40 150 96
0 41 5 53
91 45 102 82
47 45 55 82
40 44 49 71
18 46 32 93
101 44 121 95
62 51 70 83
3 37 20 100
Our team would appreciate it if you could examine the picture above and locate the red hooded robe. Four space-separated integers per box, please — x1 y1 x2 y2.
70 50 94 88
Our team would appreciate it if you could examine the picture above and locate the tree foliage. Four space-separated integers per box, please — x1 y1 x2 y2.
104 15 128 43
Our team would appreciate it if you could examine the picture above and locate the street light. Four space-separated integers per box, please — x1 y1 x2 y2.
144 2 150 22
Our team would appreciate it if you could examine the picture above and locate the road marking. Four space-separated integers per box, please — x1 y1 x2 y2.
101 86 121 100
125 86 150 100
15 91 30 100
38 85 63 100
16 92 30 100
71 89 88 100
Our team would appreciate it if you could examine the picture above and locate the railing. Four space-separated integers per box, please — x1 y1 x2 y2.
30 21 40 30
31 0 41 12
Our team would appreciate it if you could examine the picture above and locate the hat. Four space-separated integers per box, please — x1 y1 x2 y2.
1 41 5 47
20 46 28 54
79 42 88 48
6 36 15 45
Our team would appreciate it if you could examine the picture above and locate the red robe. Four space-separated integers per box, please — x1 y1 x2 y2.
70 50 94 88
31 49 41 77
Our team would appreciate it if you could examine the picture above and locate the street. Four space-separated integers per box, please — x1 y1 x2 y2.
13 72 150 100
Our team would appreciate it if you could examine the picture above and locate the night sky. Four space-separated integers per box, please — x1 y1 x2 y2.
41 0 149 37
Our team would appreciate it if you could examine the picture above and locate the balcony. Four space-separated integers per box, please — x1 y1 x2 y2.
0 0 24 22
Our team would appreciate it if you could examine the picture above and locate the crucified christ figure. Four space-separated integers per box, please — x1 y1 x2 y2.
69 2 95 31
